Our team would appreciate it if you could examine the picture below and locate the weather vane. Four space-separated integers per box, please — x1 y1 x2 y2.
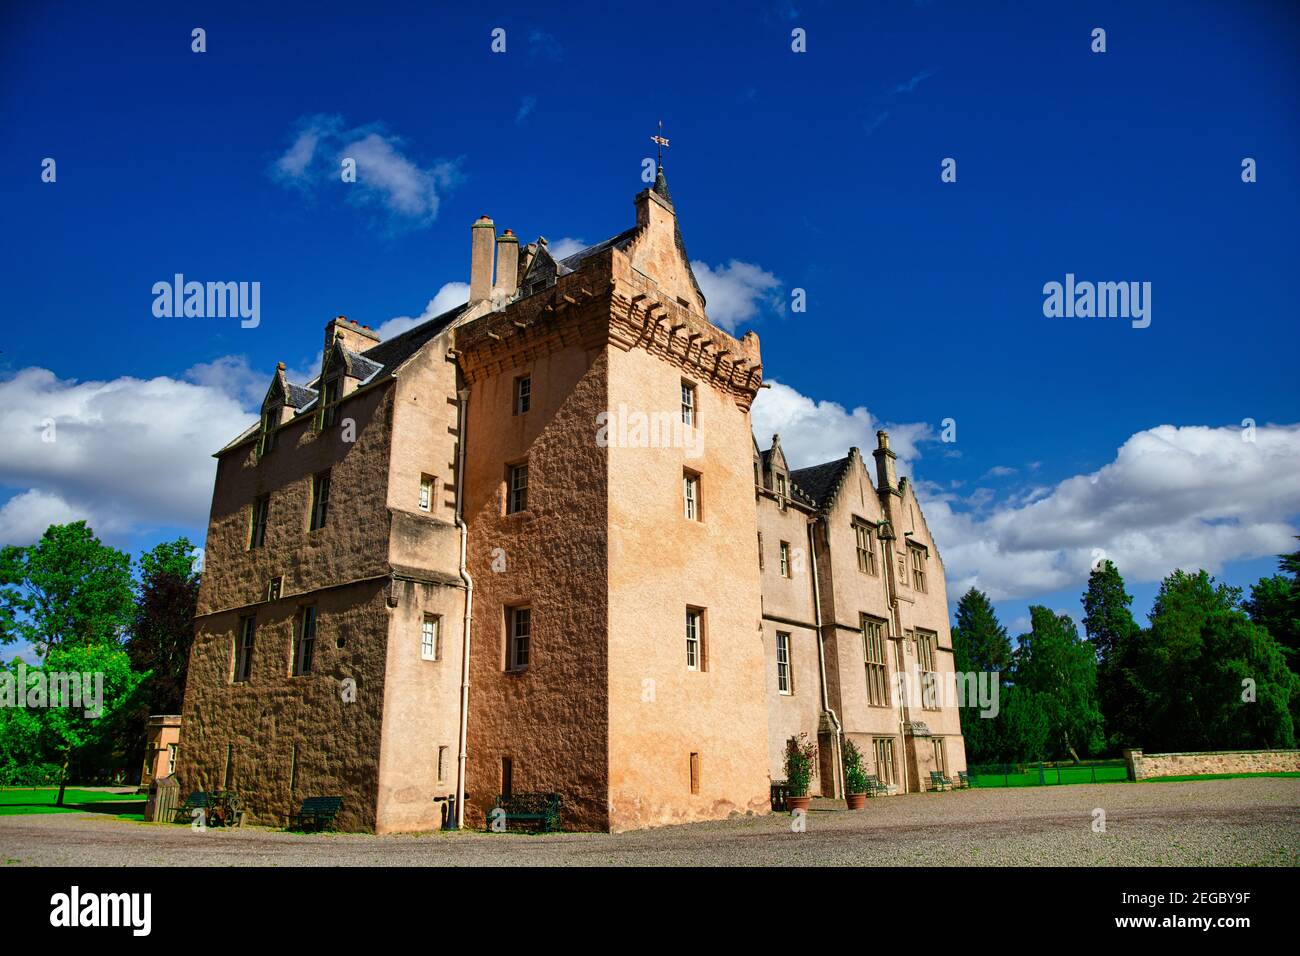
650 120 670 170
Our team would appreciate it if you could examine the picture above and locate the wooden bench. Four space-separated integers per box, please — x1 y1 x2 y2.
289 795 343 832
490 792 561 832
929 771 954 792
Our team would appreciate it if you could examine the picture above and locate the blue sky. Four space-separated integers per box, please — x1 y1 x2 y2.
1 0 1297 643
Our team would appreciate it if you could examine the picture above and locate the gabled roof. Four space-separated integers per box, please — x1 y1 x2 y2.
284 382 318 408
352 301 470 381
790 455 853 512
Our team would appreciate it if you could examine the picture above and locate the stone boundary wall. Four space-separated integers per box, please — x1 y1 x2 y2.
1122 748 1300 780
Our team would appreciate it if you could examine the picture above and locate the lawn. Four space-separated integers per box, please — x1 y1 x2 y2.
969 764 1130 787
0 787 146 821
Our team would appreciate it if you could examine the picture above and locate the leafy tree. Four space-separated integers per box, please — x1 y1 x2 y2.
1081 560 1146 750
0 522 134 652
1014 607 1104 761
992 685 1051 762
1141 569 1298 751
951 587 1013 762
1082 560 1139 663
127 537 200 716
1244 540 1300 672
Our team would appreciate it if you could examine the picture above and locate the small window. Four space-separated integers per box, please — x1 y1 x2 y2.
167 743 177 776
683 471 700 521
933 737 946 774
507 607 530 671
266 576 282 602
293 606 317 676
437 746 449 784
309 470 331 531
910 546 928 592
686 608 706 671
501 756 513 799
854 521 877 575
249 494 270 549
757 531 764 570
514 376 531 415
319 377 341 429
258 407 278 456
689 752 701 795
234 616 255 683
776 474 787 497
419 475 435 512
779 541 791 578
776 631 792 695
421 614 441 661
681 381 696 426
507 463 528 514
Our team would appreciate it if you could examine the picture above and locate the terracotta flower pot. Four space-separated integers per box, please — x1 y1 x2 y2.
786 795 811 812
846 793 867 810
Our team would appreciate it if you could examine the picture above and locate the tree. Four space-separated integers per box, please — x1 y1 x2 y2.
0 522 134 652
951 587 1013 762
19 644 147 805
1081 560 1146 750
1244 540 1300 672
1142 569 1298 751
1014 607 1104 761
127 538 200 716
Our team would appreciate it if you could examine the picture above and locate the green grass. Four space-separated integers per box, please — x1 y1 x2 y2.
0 787 146 820
969 765 1130 788
1140 771 1300 783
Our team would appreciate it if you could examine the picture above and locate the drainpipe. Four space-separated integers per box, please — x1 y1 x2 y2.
808 516 844 799
454 386 474 829
881 536 910 796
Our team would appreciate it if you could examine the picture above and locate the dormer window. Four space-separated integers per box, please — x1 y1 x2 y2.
258 406 278 457
775 474 786 497
319 377 341 429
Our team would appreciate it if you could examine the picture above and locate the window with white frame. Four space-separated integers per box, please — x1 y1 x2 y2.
514 375 531 415
854 521 877 575
779 541 791 577
917 629 939 710
507 463 528 514
421 614 441 661
686 608 705 671
234 616 255 683
910 545 928 592
683 471 700 521
507 607 530 670
776 631 792 694
874 737 896 787
292 606 317 676
681 381 696 426
419 475 435 512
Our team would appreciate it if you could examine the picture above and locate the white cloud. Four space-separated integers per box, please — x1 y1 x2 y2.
985 465 1017 478
751 380 933 472
184 354 267 407
691 259 782 332
272 115 461 227
0 367 257 545
547 237 587 260
374 282 470 340
930 423 1300 602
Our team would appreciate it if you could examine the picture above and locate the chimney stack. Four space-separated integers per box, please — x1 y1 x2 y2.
873 430 898 494
493 228 519 302
470 215 496 305
323 315 379 359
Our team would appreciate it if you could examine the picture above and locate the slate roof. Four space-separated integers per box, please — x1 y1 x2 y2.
351 301 470 381
343 349 383 382
284 382 318 408
790 456 853 511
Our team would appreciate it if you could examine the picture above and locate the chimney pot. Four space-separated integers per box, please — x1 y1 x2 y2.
470 215 496 304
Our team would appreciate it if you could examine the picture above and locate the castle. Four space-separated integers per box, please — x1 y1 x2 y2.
177 165 966 832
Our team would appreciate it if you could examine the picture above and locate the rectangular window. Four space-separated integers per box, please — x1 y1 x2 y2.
507 463 528 514
266 576 282 603
289 743 299 791
874 738 896 788
776 474 787 497
686 608 706 671
319 378 340 429
683 471 700 521
689 752 701 795
779 541 791 578
293 606 317 676
933 738 946 774
854 521 877 575
917 630 939 710
421 614 441 661
167 743 178 776
258 409 277 456
681 381 696 426
501 757 513 799
419 475 434 512
862 616 889 707
507 607 530 671
910 546 928 593
233 616 255 683
776 631 792 695
437 746 449 784
309 470 331 531
249 494 270 549
514 375 531 415
757 531 764 570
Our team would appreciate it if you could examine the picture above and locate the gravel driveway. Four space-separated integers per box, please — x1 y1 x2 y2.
2 778 1295 866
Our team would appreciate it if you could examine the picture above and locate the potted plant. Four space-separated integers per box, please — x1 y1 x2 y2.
842 738 869 809
783 733 818 812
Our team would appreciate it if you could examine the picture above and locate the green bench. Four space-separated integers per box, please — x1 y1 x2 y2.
862 775 889 797
957 770 970 788
289 795 343 832
929 771 954 792
490 792 561 832
175 791 210 824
